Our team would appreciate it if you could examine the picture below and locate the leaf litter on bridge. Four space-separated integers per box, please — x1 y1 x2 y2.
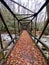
3 30 48 65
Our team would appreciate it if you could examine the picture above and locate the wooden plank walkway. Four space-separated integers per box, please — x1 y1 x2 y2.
3 30 48 65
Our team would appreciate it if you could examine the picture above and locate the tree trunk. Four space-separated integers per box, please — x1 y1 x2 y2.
46 3 49 19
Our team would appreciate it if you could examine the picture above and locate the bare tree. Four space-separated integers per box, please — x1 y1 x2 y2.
27 0 29 14
18 0 21 13
46 3 49 19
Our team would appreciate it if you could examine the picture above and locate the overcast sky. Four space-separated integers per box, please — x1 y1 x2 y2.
14 0 47 22
1 0 47 22
14 0 46 12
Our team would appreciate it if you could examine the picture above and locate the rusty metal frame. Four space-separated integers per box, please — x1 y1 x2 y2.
0 0 49 64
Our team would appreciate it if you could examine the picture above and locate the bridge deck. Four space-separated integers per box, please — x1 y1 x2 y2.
3 30 47 65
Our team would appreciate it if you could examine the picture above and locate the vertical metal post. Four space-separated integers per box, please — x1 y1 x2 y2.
0 31 3 49
35 17 37 36
0 30 4 59
14 18 16 38
18 21 20 34
31 20 32 34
